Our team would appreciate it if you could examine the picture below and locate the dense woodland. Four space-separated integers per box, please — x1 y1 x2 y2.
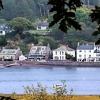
0 0 100 20
0 0 99 54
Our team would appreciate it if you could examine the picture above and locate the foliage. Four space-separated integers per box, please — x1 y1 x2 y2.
0 36 7 46
0 19 7 24
48 0 82 33
65 53 76 61
20 82 73 100
0 0 48 20
76 7 91 26
19 43 29 55
9 17 33 34
37 36 59 49
90 6 100 44
0 0 3 9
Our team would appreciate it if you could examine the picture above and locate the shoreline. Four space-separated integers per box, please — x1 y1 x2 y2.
0 60 100 68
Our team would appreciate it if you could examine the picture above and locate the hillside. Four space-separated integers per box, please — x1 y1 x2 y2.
0 0 100 20
0 0 48 20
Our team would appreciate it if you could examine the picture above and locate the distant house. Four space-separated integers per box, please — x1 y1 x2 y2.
0 24 13 33
0 48 22 61
28 44 51 61
53 45 75 60
76 42 100 62
0 30 6 36
36 21 48 30
76 42 95 62
94 45 100 62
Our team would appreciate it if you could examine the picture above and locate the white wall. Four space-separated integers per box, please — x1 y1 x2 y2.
0 30 6 35
37 26 47 30
53 51 66 60
76 50 95 62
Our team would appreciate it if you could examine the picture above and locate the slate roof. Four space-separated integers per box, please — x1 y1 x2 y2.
29 45 51 55
37 22 48 27
77 44 94 50
0 49 18 55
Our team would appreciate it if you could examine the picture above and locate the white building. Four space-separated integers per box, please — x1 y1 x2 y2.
76 42 100 62
0 30 6 36
36 21 48 30
19 55 27 61
0 48 22 61
28 44 51 61
53 45 75 60
94 45 100 62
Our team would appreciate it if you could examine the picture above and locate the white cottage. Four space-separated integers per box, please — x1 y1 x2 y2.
76 42 100 62
0 48 22 61
36 21 48 30
0 30 6 36
53 45 75 60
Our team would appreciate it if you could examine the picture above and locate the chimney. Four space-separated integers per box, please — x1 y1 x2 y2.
77 42 80 46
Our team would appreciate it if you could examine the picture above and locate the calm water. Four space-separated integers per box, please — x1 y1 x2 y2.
0 66 100 95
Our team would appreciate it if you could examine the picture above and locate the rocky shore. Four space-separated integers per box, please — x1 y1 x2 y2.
0 60 100 68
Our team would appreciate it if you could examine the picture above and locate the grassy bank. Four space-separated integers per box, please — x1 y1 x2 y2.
1 94 100 100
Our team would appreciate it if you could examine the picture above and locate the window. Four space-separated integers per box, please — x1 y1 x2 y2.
55 51 57 55
89 50 91 52
79 50 82 52
79 55 82 57
62 51 64 55
60 51 61 55
42 48 44 50
89 55 91 57
62 56 64 60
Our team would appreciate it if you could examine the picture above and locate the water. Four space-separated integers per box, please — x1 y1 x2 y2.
0 66 100 95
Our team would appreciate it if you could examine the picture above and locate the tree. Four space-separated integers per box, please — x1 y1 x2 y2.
0 36 7 46
90 6 100 44
9 17 33 34
48 0 82 33
48 0 100 44
0 0 3 9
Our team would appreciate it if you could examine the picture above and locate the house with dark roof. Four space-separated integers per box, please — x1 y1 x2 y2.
28 44 51 61
94 45 100 62
76 42 100 62
36 21 48 30
0 48 22 61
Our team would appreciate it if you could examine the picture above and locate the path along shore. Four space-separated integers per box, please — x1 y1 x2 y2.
0 60 100 67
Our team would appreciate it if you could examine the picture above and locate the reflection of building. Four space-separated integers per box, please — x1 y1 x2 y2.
28 44 51 61
36 21 48 30
53 45 75 60
76 42 100 62
0 48 22 61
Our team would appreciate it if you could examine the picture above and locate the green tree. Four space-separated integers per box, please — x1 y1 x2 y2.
0 36 7 46
9 17 33 34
